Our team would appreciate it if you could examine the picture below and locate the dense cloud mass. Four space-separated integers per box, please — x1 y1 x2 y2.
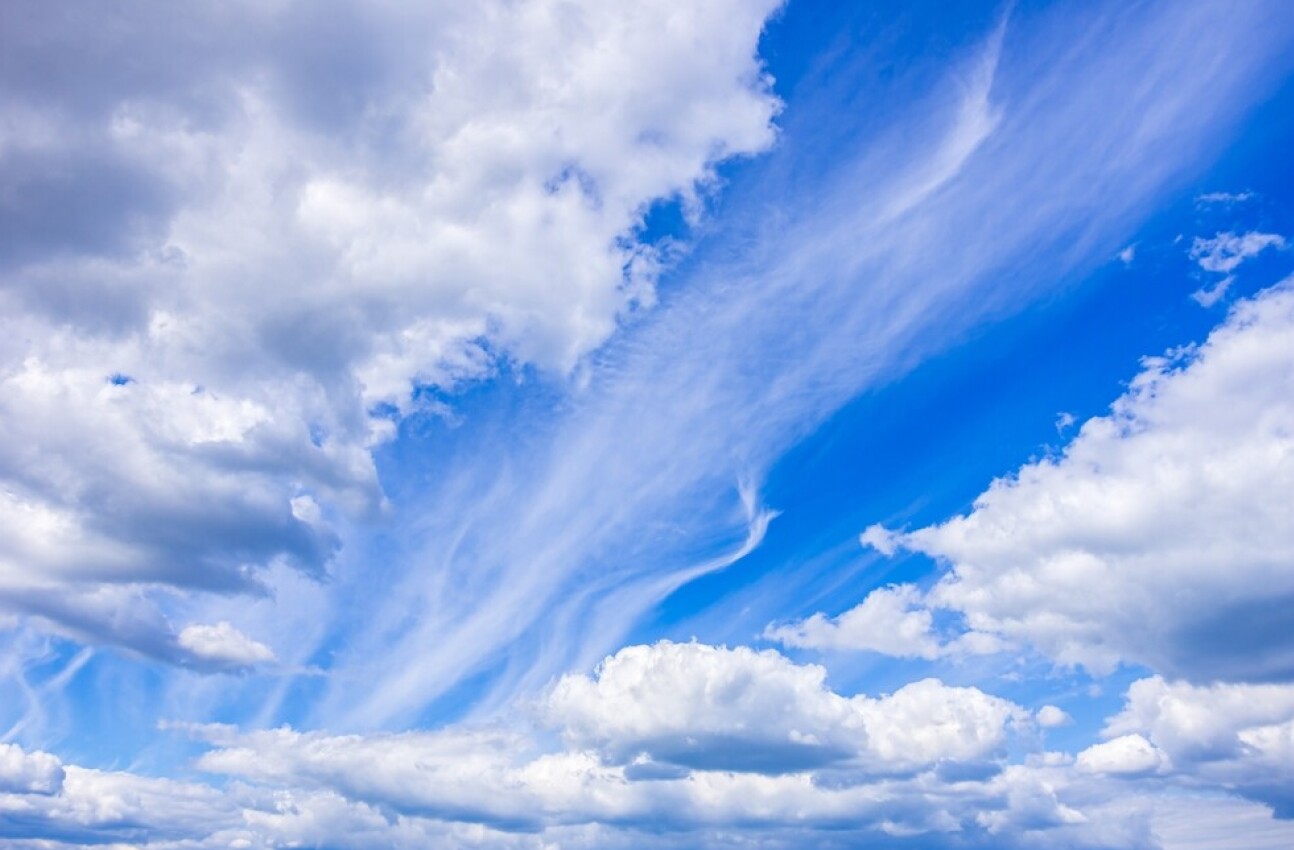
0 0 782 659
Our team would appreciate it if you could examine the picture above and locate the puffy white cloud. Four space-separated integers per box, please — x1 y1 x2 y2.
545 641 1023 774
866 282 1294 682
764 584 943 659
1101 676 1294 816
0 0 782 661
1037 706 1072 729
0 647 1282 849
177 622 275 669
0 742 63 795
1076 734 1165 776
764 583 1005 659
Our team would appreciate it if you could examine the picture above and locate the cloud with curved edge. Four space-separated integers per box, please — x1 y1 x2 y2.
1100 676 1294 817
852 280 1294 682
0 0 784 667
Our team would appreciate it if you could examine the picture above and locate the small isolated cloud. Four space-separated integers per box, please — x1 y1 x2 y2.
1055 411 1077 432
1190 231 1285 274
1037 706 1072 728
1191 275 1236 307
177 621 276 669
1195 190 1255 206
1077 734 1165 776
1117 244 1136 265
765 584 941 659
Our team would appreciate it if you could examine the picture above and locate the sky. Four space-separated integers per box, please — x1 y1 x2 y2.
1 1 1294 848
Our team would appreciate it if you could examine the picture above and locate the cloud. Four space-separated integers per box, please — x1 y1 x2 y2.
545 641 1022 773
1037 706 1072 729
1101 676 1294 816
1 644 1290 848
864 282 1294 682
0 0 783 663
1195 191 1256 206
177 622 275 669
764 585 943 658
1189 231 1286 306
0 742 63 795
1077 734 1165 776
765 582 1004 659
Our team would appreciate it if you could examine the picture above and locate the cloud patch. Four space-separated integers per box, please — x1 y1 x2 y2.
856 282 1294 682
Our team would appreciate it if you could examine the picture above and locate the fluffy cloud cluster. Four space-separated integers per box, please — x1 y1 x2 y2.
3 641 1293 848
0 641 1127 848
1091 677 1294 817
0 742 63 795
545 641 1022 773
0 0 782 662
838 281 1294 682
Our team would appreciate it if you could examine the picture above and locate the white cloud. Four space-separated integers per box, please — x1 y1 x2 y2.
765 583 1004 659
1195 191 1255 206
0 741 1129 849
0 741 63 795
1077 734 1165 776
867 282 1294 681
544 641 1022 773
1191 275 1236 307
1037 706 1072 728
1190 232 1285 274
0 0 783 662
764 585 943 658
1101 676 1294 816
0 646 1285 848
177 622 276 669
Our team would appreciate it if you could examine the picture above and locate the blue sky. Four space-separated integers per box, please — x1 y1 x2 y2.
2 1 1294 847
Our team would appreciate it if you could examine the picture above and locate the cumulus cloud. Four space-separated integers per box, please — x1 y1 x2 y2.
0 741 1135 850
1077 734 1165 776
0 742 64 795
177 622 275 669
0 0 782 662
2 643 1288 848
763 585 943 659
1102 676 1294 816
545 641 1022 774
860 282 1294 682
1037 706 1072 729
